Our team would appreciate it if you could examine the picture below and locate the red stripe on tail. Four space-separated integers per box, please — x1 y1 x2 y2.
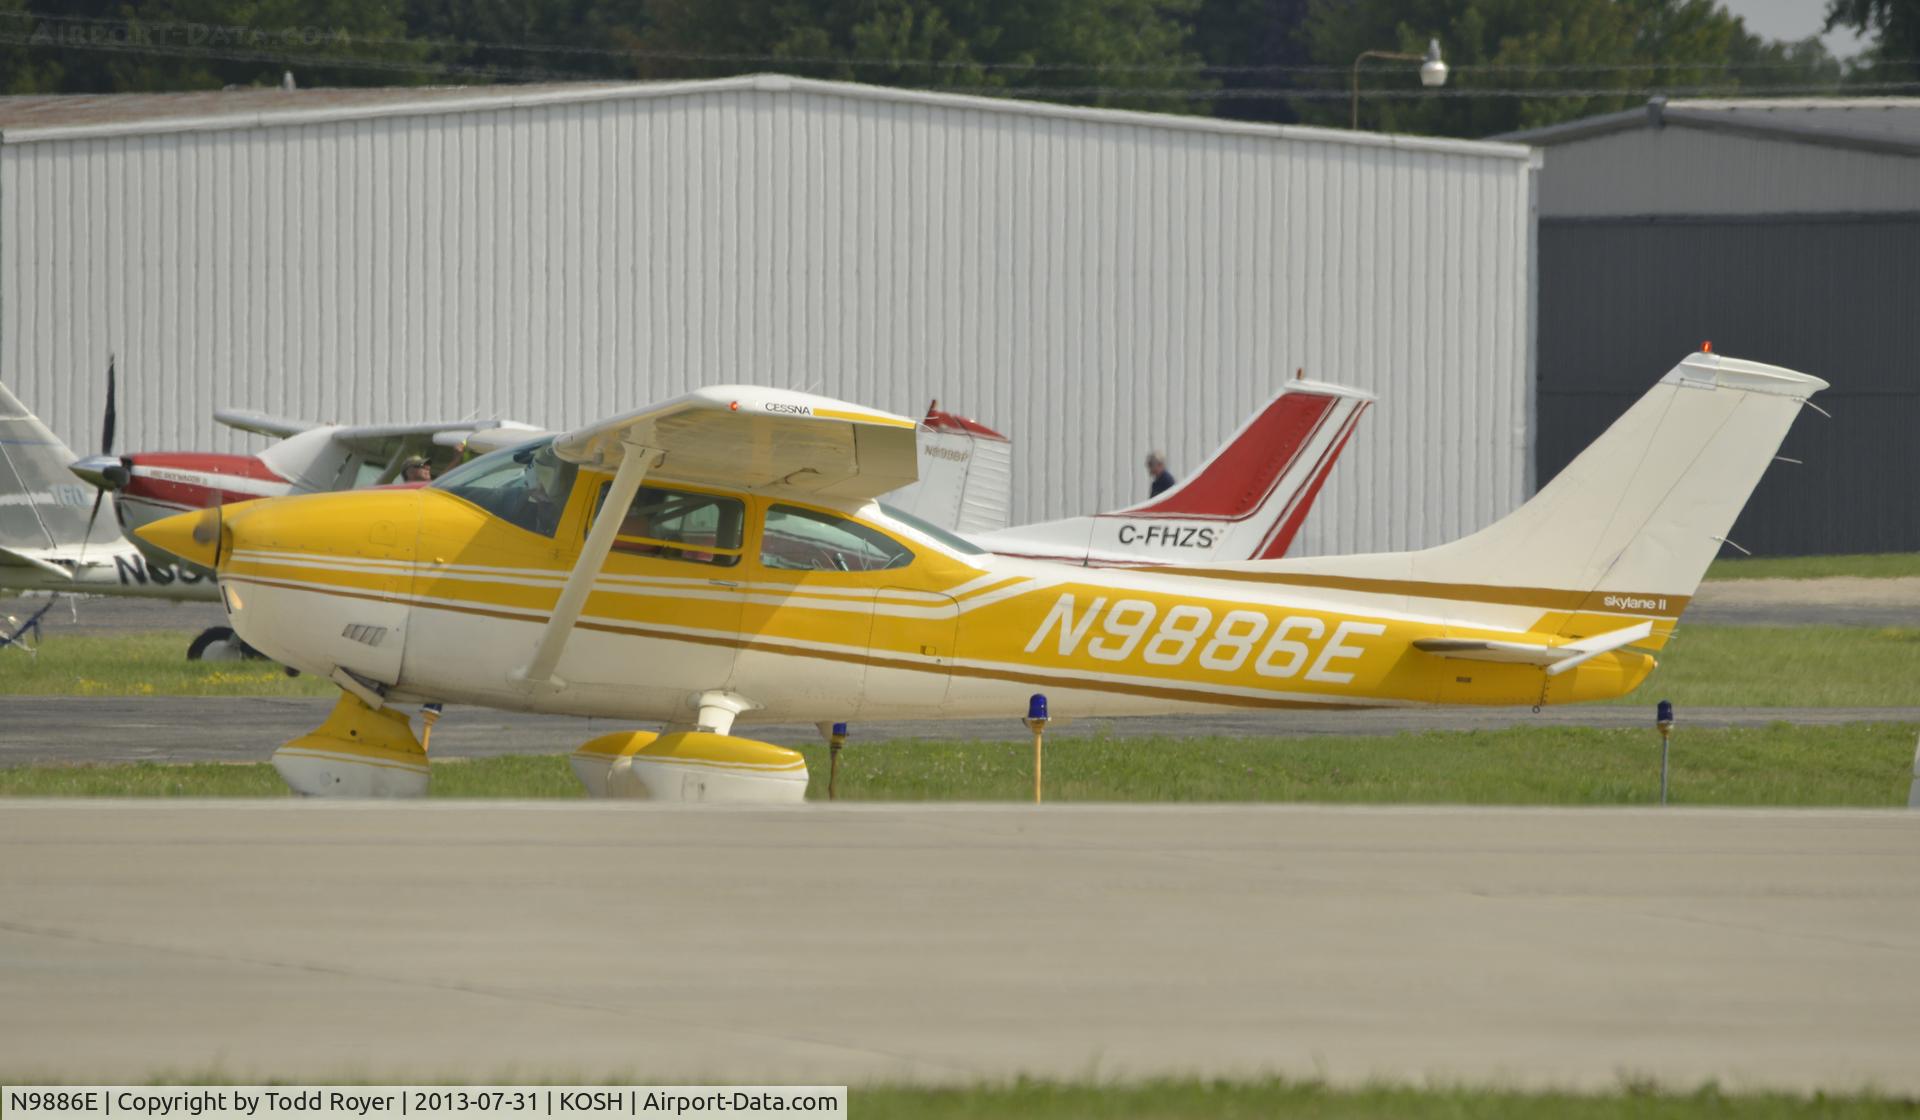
1120 392 1336 519
1253 402 1367 559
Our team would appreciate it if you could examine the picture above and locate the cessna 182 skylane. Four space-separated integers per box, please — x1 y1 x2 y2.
139 350 1821 801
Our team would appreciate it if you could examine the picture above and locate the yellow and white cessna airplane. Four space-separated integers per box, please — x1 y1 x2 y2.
139 350 1824 801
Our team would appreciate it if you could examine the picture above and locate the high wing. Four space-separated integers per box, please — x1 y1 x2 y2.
214 409 316 440
516 387 919 687
242 417 545 491
328 419 542 458
551 386 920 499
436 425 553 456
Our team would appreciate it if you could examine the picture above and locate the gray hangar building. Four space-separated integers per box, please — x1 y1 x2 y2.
1507 97 1920 557
0 75 1537 556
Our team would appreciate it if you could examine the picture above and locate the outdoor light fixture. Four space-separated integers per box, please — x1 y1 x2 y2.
1419 39 1449 88
1352 37 1449 130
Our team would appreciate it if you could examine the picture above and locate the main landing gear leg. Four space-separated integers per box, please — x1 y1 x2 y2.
273 689 430 798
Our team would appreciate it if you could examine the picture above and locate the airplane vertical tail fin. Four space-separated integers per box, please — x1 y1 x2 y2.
1113 379 1373 560
1230 352 1825 646
883 404 1014 535
970 379 1372 566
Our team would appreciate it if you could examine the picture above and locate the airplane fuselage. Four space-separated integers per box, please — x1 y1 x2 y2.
0 549 218 601
206 477 1664 727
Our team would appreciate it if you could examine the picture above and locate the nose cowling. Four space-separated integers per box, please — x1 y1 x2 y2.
136 505 226 570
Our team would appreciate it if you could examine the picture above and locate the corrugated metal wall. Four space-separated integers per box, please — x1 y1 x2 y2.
0 78 1534 556
1534 126 1920 217
1538 214 1920 556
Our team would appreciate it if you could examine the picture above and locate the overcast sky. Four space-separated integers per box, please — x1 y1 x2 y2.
1718 0 1869 57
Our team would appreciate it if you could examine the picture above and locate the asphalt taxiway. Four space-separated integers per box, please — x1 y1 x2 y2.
2 801 1915 1090
4 696 1918 765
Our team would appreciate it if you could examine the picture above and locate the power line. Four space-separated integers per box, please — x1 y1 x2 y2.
7 28 1911 103
5 9 1908 79
0 30 588 83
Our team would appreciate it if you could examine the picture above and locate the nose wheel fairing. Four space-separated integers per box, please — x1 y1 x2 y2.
273 691 429 797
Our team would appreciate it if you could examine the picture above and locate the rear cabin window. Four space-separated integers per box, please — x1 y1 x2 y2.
760 505 914 573
593 484 746 567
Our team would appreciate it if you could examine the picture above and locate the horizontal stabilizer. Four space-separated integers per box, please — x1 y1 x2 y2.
1414 621 1652 677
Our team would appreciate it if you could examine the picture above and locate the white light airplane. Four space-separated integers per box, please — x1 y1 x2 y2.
137 350 1822 802
0 381 194 600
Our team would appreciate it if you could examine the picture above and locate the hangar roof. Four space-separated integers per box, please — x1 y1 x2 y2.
0 72 1531 159
1500 96 1920 158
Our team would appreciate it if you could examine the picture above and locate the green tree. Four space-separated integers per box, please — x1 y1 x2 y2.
1299 0 1827 138
402 0 650 81
1827 0 1920 83
0 0 433 93
633 0 1213 111
1190 0 1314 122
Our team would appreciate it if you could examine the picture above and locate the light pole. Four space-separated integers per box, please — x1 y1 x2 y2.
1351 38 1448 130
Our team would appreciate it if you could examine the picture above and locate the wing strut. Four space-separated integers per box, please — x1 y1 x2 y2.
514 442 662 689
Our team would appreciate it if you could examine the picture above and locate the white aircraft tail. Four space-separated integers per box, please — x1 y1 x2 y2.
975 379 1372 566
881 404 1014 535
0 381 126 558
1226 352 1825 645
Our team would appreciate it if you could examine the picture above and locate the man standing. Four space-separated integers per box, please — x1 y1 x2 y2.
1145 451 1176 498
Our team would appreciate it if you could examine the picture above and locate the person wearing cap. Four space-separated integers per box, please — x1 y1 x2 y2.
1145 451 1176 498
401 455 432 483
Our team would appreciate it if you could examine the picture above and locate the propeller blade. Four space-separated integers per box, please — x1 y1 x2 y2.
77 489 107 564
101 354 117 456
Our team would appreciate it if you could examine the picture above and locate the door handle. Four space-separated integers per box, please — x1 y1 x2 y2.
709 579 742 589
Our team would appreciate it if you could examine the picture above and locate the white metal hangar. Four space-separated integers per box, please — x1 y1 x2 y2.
0 75 1535 556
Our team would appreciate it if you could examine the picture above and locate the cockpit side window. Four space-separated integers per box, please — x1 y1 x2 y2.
760 504 914 573
432 438 577 538
592 484 746 567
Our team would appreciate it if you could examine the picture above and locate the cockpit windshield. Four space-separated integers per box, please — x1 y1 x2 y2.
432 437 578 538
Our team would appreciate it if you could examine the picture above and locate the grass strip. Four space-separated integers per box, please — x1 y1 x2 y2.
1705 553 1920 581
3 723 1911 806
